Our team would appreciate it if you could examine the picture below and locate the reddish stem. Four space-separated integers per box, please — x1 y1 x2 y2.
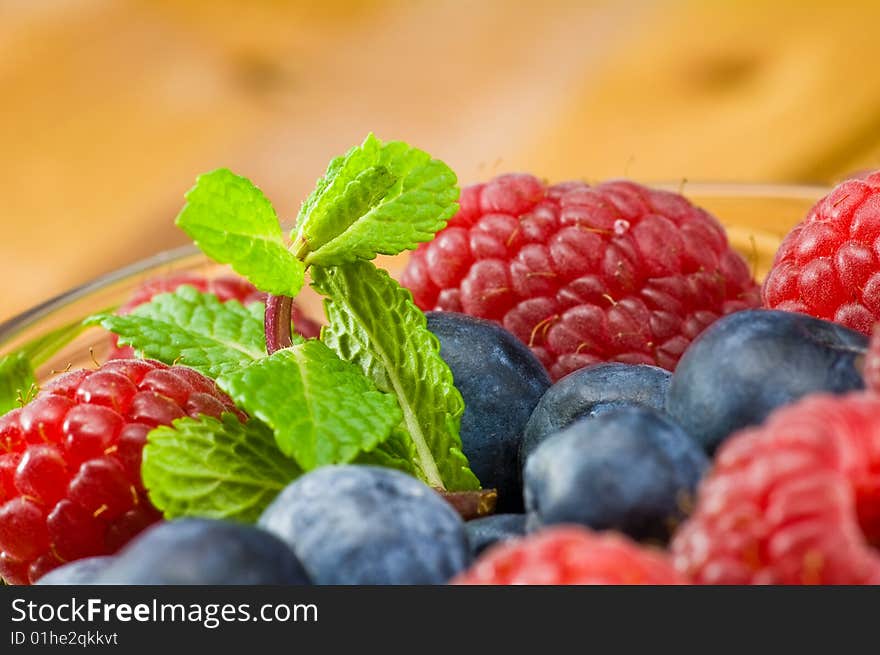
265 294 294 354
436 488 498 521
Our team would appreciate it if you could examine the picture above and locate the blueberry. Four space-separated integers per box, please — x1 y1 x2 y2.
521 363 671 468
258 465 471 584
427 311 551 512
524 405 708 541
35 556 114 585
667 309 867 453
465 514 527 558
93 519 311 585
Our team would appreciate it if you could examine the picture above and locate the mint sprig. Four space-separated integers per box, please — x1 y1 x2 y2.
143 413 301 523
89 134 484 522
176 169 306 297
216 341 402 470
87 286 275 378
312 262 479 491
292 133 459 266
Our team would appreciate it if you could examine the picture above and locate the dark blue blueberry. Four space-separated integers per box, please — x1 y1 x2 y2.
427 311 551 512
523 405 708 542
666 309 867 453
35 556 114 585
465 514 527 558
521 363 671 468
258 465 471 585
93 519 311 585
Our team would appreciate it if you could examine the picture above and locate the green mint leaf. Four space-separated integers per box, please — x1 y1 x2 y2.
292 133 459 266
312 261 479 491
0 352 36 416
354 426 419 477
216 340 402 470
176 168 305 296
86 286 279 378
143 413 300 523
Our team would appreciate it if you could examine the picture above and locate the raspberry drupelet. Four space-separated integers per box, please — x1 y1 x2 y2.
0 359 242 584
402 174 760 380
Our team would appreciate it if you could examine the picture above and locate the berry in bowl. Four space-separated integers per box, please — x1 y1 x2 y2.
1 134 878 585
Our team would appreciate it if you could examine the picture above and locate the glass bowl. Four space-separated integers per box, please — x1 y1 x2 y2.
0 183 826 383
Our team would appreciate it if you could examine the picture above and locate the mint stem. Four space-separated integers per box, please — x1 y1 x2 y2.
436 488 498 520
265 295 293 354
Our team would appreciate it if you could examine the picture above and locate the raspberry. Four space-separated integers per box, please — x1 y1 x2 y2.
108 273 321 359
117 273 266 314
453 525 685 584
0 359 240 585
866 325 880 392
762 171 880 334
671 393 880 584
402 175 760 380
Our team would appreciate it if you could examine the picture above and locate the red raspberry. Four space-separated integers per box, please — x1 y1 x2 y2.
453 526 685 585
402 175 760 380
109 273 321 359
866 325 880 392
762 171 880 334
117 273 266 314
0 359 241 585
671 393 880 584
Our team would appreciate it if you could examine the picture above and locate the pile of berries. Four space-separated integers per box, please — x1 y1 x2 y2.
5 169 880 586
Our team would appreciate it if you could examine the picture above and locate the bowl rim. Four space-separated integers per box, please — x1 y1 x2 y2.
0 181 830 345
0 244 200 346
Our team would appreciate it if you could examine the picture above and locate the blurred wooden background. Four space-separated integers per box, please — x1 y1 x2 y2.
2 0 879 322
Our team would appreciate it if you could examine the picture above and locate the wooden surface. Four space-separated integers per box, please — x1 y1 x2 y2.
2 0 879 323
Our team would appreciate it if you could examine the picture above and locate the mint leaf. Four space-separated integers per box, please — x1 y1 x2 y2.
176 168 305 296
292 133 459 266
0 352 36 415
143 414 300 523
312 261 479 491
217 340 402 470
354 427 419 477
87 286 276 378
